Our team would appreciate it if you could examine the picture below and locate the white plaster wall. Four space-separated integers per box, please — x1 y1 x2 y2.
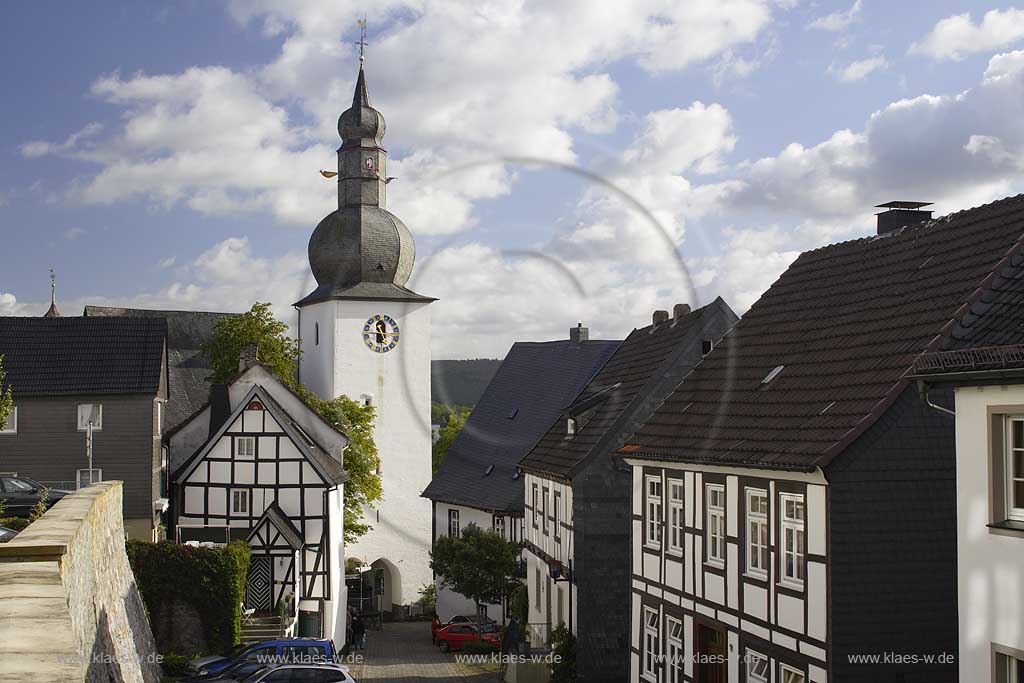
324 486 346 642
299 298 433 606
954 384 1024 682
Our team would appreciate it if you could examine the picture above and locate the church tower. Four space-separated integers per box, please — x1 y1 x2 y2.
295 59 434 613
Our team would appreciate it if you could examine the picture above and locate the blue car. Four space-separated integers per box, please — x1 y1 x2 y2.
187 639 336 679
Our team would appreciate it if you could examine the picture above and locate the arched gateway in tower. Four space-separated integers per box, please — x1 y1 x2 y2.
294 62 435 618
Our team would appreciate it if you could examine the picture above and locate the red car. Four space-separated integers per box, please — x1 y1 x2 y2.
434 623 500 652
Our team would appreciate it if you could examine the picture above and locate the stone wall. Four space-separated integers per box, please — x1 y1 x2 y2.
0 482 161 682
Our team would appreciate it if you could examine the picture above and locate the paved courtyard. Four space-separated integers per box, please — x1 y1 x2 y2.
345 621 498 682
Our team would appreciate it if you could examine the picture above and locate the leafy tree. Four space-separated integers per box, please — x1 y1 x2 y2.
432 407 469 474
431 402 471 425
205 303 382 544
0 355 13 433
205 302 299 383
430 523 524 631
550 624 576 682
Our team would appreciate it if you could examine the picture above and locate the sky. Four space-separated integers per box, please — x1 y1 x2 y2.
3 1 1024 358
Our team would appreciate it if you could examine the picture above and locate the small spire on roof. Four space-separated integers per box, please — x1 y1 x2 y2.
355 18 368 66
44 267 61 318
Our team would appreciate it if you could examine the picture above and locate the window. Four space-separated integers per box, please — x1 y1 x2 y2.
361 394 374 407
997 652 1024 683
532 484 539 528
448 508 460 537
77 404 102 431
77 469 102 489
666 616 683 683
668 480 683 556
493 515 505 538
706 484 726 567
236 436 256 459
642 607 659 680
553 490 561 543
780 493 805 586
645 476 663 549
542 487 549 535
1 407 16 434
747 650 769 683
702 339 714 356
746 489 769 577
534 567 541 609
1006 417 1024 522
314 322 319 346
156 401 163 437
780 663 805 683
231 489 250 515
566 418 576 436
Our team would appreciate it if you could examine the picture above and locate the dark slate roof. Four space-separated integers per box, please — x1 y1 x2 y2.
519 299 738 479
83 306 236 431
0 316 166 397
422 337 621 512
625 193 1024 471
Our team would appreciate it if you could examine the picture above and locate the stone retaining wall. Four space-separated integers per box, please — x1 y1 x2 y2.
0 482 161 682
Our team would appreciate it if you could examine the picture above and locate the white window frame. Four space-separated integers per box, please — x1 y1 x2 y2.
532 483 539 529
746 488 769 578
780 663 805 683
77 468 102 489
642 607 660 681
1006 416 1024 522
553 489 562 543
448 508 460 538
667 479 684 556
645 475 663 549
493 515 505 538
534 567 542 609
77 404 103 431
566 418 575 436
230 489 250 516
666 615 683 683
747 649 769 683
156 401 163 437
542 486 549 535
780 493 806 588
706 484 726 568
236 436 256 459
1 406 16 434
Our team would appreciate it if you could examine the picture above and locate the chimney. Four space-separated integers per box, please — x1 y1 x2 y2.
875 201 933 235
673 303 691 321
239 344 260 372
570 322 589 345
652 310 670 326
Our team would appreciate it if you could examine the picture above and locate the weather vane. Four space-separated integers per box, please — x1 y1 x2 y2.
355 18 368 65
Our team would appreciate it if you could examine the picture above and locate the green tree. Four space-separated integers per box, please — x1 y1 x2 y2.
205 303 382 544
430 523 523 631
550 624 576 682
205 302 299 383
0 355 13 433
432 407 469 474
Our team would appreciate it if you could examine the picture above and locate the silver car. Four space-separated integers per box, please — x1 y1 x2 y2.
231 663 354 683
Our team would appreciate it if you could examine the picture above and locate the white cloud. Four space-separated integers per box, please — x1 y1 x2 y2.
20 123 103 159
157 256 176 269
0 293 32 316
829 55 888 82
910 8 1024 61
63 227 87 240
623 104 737 176
807 0 861 32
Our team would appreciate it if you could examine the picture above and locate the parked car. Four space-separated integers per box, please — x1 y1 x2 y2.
444 614 497 628
434 623 501 653
188 639 337 678
0 526 18 543
0 476 68 517
229 663 354 682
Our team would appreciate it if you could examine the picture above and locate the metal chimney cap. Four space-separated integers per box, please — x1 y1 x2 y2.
875 201 933 211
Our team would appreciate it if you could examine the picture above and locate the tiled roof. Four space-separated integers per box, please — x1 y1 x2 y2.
422 337 621 512
0 316 166 396
83 306 235 431
626 194 1024 471
519 299 737 479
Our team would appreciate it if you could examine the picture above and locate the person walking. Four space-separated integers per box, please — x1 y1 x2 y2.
351 615 367 651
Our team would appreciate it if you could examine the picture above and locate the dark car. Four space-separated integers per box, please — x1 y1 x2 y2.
182 657 266 683
188 639 336 678
0 476 67 517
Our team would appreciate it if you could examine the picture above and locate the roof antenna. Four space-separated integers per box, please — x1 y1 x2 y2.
355 18 368 65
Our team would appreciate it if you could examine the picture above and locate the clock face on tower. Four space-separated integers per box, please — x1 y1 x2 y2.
363 314 400 353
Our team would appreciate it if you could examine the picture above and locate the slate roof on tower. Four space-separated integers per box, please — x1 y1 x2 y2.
0 316 166 396
623 193 1024 471
422 335 621 513
83 306 236 431
519 298 737 480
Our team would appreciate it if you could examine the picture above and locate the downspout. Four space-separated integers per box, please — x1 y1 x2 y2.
294 305 302 386
916 379 955 417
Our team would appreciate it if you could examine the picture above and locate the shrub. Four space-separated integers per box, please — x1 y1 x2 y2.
127 540 251 655
29 487 49 522
159 653 194 678
550 624 576 682
0 517 30 532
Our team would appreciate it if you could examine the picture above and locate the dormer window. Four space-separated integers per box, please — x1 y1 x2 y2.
566 418 576 436
702 339 714 356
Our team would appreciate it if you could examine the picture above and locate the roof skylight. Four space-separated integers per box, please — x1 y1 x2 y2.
761 365 785 385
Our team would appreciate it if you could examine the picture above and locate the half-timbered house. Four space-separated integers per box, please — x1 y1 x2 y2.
517 298 736 682
621 195 1024 683
168 358 349 641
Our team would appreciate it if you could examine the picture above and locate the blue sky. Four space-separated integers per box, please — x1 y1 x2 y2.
3 2 1024 358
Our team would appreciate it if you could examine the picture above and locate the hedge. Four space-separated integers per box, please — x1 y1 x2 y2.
126 540 250 655
0 517 30 532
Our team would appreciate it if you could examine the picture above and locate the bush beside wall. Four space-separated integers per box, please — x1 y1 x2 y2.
126 540 251 656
